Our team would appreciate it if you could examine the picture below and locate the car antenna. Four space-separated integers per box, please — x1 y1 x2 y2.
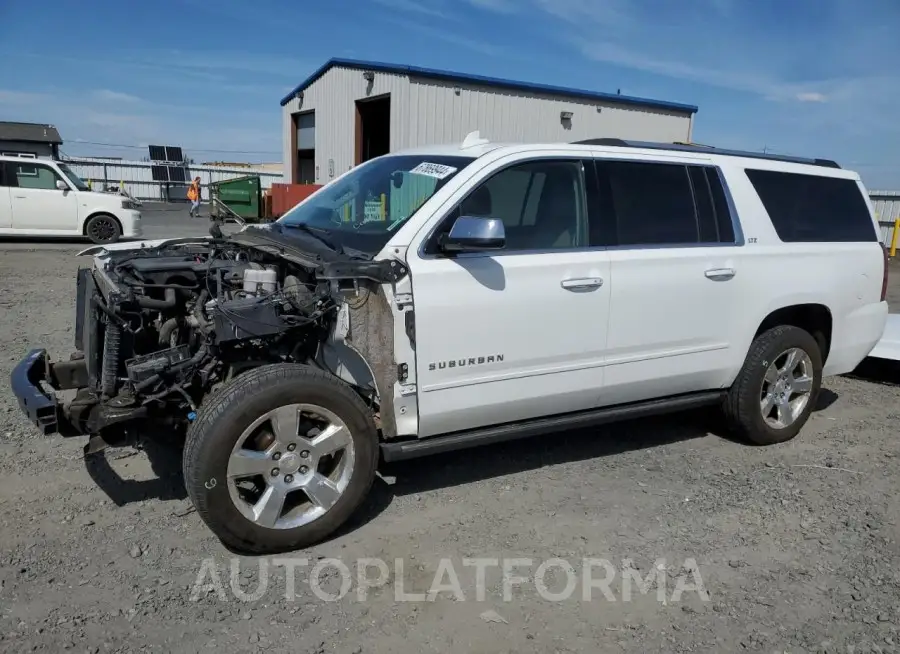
461 130 489 149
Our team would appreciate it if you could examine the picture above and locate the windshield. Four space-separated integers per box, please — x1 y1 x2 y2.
277 154 475 255
57 163 90 191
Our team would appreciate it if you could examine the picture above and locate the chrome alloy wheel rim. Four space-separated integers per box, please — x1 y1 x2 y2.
760 347 814 429
226 404 355 529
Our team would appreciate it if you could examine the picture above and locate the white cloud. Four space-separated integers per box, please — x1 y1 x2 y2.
533 0 632 27
0 89 50 105
467 0 518 12
795 92 827 103
575 39 816 101
373 0 447 18
91 89 142 103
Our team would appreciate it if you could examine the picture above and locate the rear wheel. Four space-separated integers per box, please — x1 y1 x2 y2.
85 214 121 244
724 325 822 445
183 364 378 554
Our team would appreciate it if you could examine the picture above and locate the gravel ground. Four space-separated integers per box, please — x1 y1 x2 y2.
1 219 900 653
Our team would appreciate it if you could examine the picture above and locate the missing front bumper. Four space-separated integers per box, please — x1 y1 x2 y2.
10 349 60 435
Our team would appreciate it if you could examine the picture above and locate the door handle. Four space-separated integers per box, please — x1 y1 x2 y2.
13 196 26 199
705 268 735 281
561 277 604 291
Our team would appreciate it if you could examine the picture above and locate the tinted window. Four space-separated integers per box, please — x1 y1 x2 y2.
745 169 877 242
599 161 698 245
438 159 589 251
706 167 735 243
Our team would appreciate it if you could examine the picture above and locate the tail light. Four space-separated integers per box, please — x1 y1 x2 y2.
881 245 889 302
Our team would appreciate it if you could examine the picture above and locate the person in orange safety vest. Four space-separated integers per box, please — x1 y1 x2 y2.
187 177 202 218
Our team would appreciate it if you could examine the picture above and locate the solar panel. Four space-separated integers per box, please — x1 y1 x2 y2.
165 146 183 162
149 145 167 161
150 165 168 182
167 166 187 183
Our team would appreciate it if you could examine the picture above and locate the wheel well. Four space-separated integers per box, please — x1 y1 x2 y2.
82 212 122 236
755 304 833 362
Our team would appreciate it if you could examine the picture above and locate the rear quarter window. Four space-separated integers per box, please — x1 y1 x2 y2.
745 168 877 242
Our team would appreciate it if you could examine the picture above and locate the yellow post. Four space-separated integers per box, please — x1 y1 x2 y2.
891 218 900 258
380 193 386 221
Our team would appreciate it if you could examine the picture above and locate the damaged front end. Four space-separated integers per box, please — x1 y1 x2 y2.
10 227 407 448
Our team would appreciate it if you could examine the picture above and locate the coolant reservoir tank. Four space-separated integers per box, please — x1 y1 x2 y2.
243 268 278 295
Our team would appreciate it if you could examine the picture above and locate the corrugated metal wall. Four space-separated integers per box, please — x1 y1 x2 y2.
282 66 693 185
872 191 900 245
63 158 283 201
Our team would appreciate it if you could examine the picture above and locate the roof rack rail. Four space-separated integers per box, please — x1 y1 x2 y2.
571 138 627 146
570 138 841 169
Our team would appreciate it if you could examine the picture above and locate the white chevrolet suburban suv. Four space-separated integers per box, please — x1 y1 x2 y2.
10 134 888 554
0 154 142 243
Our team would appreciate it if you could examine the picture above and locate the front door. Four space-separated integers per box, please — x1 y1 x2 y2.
7 160 78 232
406 157 611 437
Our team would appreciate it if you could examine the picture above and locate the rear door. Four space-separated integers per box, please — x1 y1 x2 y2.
0 163 12 228
595 156 749 406
8 160 79 232
406 155 612 437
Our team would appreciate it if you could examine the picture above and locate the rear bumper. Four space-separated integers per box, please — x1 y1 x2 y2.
10 349 59 435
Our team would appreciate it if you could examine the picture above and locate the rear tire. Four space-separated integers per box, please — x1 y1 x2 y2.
724 325 822 445
183 363 378 554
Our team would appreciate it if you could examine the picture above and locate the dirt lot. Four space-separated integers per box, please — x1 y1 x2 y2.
1 239 900 653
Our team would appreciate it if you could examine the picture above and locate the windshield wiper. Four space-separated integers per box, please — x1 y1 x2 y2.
281 223 339 250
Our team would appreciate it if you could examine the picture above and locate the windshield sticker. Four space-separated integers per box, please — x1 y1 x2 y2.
409 162 458 180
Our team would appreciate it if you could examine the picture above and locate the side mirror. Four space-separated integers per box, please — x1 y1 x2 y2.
441 215 505 253
55 179 69 191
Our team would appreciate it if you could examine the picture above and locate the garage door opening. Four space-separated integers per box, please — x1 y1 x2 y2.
355 95 390 166
295 111 316 184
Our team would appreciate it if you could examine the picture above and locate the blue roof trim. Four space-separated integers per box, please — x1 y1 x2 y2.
279 57 699 114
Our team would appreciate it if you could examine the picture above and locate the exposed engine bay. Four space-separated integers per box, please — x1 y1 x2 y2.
48 226 408 445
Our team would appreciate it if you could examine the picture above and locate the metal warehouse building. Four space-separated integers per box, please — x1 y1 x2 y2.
280 58 699 185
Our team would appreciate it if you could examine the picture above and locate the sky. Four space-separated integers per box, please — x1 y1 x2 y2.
1 0 898 188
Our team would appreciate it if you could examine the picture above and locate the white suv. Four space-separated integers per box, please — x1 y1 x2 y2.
10 134 888 553
0 155 142 243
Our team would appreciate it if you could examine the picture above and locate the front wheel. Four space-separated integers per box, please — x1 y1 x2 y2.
724 325 823 445
183 364 379 554
85 214 122 244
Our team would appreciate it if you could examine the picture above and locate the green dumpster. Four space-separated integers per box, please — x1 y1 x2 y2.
210 174 262 221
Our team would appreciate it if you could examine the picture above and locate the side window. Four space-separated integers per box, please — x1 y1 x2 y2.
597 160 736 247
431 159 589 252
598 160 698 245
745 168 877 242
688 166 736 244
13 163 64 190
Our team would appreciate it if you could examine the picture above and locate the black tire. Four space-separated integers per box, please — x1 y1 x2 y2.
183 363 378 554
84 214 122 244
724 325 823 445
